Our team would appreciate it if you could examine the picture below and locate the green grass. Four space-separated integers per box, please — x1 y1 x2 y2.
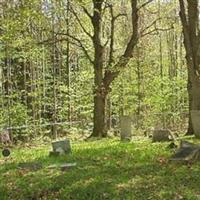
1 138 200 200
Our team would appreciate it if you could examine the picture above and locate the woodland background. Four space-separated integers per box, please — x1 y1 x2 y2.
0 0 189 139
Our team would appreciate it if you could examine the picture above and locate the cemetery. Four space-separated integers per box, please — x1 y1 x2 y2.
2 0 200 199
1 117 200 199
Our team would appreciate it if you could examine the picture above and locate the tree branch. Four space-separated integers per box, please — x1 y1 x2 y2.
179 0 192 61
141 27 173 38
140 18 161 35
69 5 93 39
138 0 154 10
82 6 93 21
56 32 94 65
103 0 139 89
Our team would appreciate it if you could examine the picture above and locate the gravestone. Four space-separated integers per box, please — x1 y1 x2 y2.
152 129 173 142
49 139 71 156
0 129 11 145
180 140 198 148
144 127 154 137
191 110 200 138
18 162 43 171
170 141 200 164
48 163 77 171
120 116 132 141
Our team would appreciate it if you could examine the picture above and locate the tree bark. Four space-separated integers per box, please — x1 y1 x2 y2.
90 0 139 137
187 72 200 135
186 75 194 135
90 0 106 137
93 90 106 137
179 0 200 136
89 0 139 137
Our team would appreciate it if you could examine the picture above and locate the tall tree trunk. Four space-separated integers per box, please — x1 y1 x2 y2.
91 0 106 137
179 0 200 136
70 0 139 137
186 75 194 135
66 0 71 126
93 89 106 137
93 48 107 137
187 71 200 135
189 70 200 110
51 6 58 139
90 0 139 137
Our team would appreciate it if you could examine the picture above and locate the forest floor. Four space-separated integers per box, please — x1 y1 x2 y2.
1 137 200 200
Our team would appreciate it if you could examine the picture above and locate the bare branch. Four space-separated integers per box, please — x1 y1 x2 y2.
103 0 139 88
68 35 94 64
140 18 161 35
69 5 93 39
82 6 92 20
103 38 110 47
107 5 127 64
141 27 173 38
56 32 94 65
108 5 114 65
102 0 112 13
138 0 154 10
113 13 127 21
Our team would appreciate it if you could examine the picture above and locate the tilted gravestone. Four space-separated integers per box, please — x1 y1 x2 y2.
152 129 173 142
170 141 200 164
191 110 200 138
120 116 132 141
48 163 77 171
49 139 71 156
18 162 43 171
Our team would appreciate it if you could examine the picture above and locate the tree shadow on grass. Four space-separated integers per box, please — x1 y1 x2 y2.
1 141 200 200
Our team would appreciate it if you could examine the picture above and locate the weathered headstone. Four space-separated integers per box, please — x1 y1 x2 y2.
144 127 154 137
120 116 132 141
18 162 43 171
47 163 77 171
191 110 200 138
0 129 11 145
170 141 200 164
152 129 173 142
180 140 198 148
49 139 71 156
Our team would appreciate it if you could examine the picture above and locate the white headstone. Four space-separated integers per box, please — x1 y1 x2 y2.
52 139 71 154
120 116 132 141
